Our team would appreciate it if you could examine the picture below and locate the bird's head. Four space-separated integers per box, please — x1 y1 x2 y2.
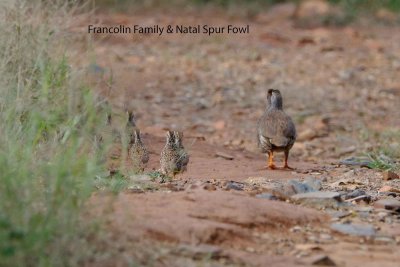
166 130 175 146
173 131 184 147
269 89 283 110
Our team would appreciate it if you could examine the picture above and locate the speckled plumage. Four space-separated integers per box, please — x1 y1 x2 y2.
174 131 189 173
257 89 296 169
129 130 149 173
160 131 180 177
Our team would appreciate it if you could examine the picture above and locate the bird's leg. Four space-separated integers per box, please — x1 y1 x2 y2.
283 150 294 170
268 151 276 169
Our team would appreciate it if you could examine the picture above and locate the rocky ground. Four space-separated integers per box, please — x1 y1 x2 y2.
73 2 400 266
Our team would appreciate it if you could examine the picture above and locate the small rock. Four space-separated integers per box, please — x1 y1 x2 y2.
290 226 302 233
295 244 322 251
374 236 395 243
338 146 356 156
382 171 399 181
344 189 366 200
339 157 371 168
330 223 375 237
320 233 333 241
377 211 389 221
231 139 243 146
379 186 400 193
213 120 225 130
354 206 373 212
374 198 400 212
304 177 323 191
215 151 234 160
297 128 318 141
203 184 217 191
255 193 278 200
292 191 342 209
310 255 336 266
127 187 145 194
345 195 371 204
288 179 316 194
224 181 244 191
271 183 297 199
328 211 351 219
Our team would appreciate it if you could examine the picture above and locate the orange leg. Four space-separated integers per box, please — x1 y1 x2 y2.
283 150 294 170
268 151 277 169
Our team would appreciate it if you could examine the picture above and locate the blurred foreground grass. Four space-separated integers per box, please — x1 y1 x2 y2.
96 0 400 15
0 0 111 265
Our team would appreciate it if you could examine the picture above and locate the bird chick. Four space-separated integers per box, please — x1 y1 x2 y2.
174 131 189 173
129 129 149 173
160 131 181 177
257 89 296 170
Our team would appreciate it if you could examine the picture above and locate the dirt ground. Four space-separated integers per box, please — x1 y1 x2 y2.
74 2 400 267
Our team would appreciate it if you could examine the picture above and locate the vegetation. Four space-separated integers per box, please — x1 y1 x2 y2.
0 1 110 265
96 0 400 14
364 128 400 171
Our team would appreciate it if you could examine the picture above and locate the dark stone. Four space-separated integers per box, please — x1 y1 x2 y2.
255 193 278 200
330 223 375 237
225 181 244 191
374 198 400 212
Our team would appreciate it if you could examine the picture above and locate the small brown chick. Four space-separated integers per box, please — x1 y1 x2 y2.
257 89 296 170
160 131 180 177
174 131 189 173
128 129 149 173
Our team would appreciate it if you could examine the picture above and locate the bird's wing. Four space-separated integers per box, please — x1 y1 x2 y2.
258 110 296 148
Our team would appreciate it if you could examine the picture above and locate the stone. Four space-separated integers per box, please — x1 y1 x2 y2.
295 244 322 251
345 195 371 204
215 151 234 160
339 157 371 168
288 179 316 194
382 171 399 181
310 255 336 266
330 223 375 237
328 211 351 219
203 183 217 191
255 193 277 200
291 191 342 209
374 198 400 212
297 128 318 141
379 186 400 193
304 177 323 191
224 181 244 191
338 146 356 156
344 189 366 200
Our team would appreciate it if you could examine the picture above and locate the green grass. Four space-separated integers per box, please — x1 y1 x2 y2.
0 1 111 265
359 128 400 171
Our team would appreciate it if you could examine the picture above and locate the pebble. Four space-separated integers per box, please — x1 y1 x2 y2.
255 193 278 200
344 189 366 199
339 157 371 168
379 186 400 193
330 223 375 237
310 255 336 266
304 177 323 191
374 198 400 212
224 181 244 191
382 170 399 181
288 179 316 194
291 191 342 209
215 151 234 160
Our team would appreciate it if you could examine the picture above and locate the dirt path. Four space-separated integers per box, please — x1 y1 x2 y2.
78 5 400 267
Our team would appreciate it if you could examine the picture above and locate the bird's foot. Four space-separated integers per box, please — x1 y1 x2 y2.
282 165 295 170
268 164 277 170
